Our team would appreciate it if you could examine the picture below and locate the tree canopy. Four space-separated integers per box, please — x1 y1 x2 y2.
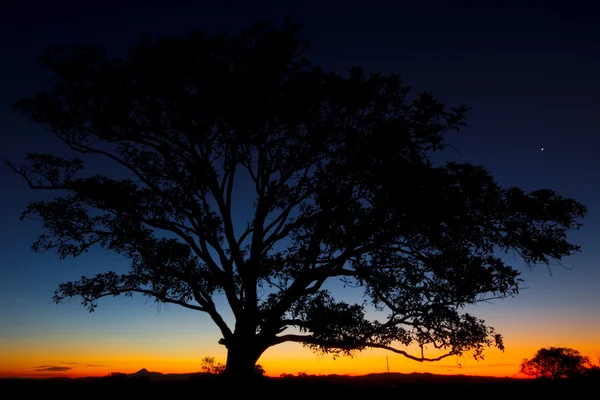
520 347 591 379
3 19 586 382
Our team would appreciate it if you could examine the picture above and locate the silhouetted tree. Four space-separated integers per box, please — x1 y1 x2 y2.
2 18 586 383
254 363 266 377
200 356 225 375
520 347 590 380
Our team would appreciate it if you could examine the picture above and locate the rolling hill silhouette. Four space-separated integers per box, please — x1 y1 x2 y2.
111 369 518 385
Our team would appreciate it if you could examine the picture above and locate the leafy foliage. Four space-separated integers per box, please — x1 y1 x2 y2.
3 18 586 380
520 347 591 379
200 356 226 375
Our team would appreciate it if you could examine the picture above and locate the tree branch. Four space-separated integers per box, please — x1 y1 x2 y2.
55 138 244 316
65 288 208 312
273 334 456 362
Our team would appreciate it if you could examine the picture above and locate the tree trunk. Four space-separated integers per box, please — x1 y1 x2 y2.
221 330 266 384
221 293 267 384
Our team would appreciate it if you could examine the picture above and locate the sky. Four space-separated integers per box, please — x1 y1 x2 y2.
1 0 600 379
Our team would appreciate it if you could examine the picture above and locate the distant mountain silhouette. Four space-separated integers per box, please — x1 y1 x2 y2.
131 368 163 378
120 369 195 382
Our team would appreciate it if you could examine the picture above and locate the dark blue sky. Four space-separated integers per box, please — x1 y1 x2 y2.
1 0 599 377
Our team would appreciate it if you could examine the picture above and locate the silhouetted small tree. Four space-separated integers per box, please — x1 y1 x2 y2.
520 347 590 380
200 356 225 375
254 364 266 377
201 356 264 377
3 18 586 383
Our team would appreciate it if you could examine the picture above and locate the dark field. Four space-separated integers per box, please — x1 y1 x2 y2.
1 373 597 399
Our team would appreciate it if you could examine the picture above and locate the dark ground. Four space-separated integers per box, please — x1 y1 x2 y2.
0 373 597 399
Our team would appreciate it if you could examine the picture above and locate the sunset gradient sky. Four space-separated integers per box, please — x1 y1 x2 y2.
1 0 600 379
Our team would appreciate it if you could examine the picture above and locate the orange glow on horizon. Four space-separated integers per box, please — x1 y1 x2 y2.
2 338 599 380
